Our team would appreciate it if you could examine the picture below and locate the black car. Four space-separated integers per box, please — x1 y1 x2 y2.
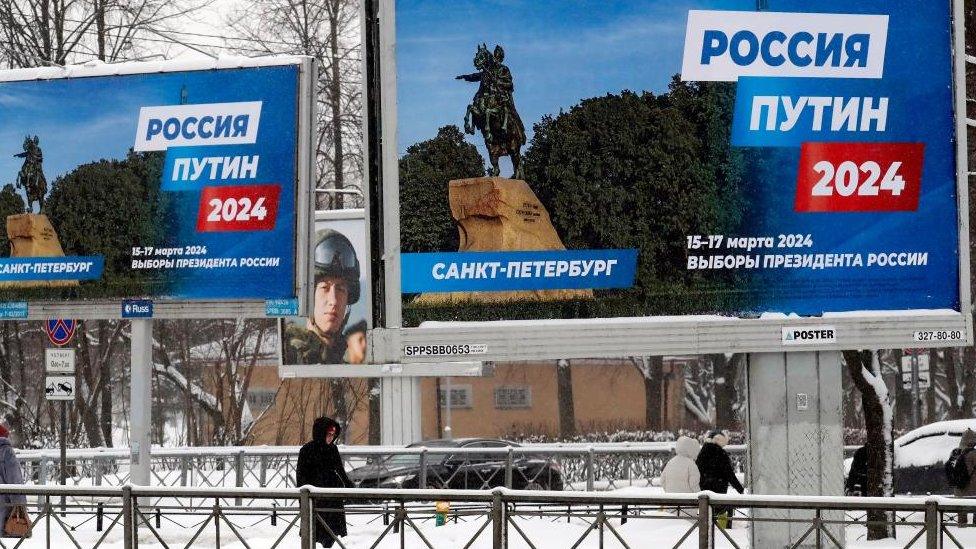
347 438 563 491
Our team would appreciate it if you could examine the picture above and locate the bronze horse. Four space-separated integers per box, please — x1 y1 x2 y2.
456 44 526 179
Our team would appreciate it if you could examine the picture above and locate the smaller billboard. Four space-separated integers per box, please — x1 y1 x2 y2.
0 57 315 318
280 209 370 368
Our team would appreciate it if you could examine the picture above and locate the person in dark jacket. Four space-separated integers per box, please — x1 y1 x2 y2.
696 430 744 527
953 429 976 525
0 424 26 535
296 417 352 547
846 445 869 496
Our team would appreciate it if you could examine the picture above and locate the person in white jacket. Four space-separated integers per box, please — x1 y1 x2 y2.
661 435 701 493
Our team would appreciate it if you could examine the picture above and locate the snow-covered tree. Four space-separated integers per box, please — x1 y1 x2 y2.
844 350 894 540
226 0 364 209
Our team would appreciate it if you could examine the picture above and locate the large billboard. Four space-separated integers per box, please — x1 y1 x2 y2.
369 0 970 362
0 58 315 319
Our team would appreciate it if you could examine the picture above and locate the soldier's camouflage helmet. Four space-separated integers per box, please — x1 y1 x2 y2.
314 229 360 304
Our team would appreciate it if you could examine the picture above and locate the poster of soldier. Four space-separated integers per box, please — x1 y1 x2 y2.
280 212 369 366
394 0 965 331
0 59 312 314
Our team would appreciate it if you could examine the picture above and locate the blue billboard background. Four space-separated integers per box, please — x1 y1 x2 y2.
397 0 960 320
0 64 300 302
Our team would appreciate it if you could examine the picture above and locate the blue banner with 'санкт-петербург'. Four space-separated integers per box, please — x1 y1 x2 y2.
401 249 638 293
0 256 103 281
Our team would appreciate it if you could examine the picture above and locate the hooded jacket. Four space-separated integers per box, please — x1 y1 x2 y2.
697 440 744 494
660 436 701 493
954 428 976 497
0 437 26 533
296 417 351 546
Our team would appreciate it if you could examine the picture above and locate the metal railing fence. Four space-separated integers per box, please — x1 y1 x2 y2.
0 484 970 548
16 443 859 493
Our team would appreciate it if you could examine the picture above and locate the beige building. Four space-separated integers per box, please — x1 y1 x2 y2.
420 357 707 440
238 356 708 445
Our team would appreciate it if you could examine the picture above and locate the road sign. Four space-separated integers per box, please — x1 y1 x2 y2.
45 376 74 400
121 299 153 318
45 319 76 346
45 348 76 374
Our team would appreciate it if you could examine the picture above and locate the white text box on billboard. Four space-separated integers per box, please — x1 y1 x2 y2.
681 10 889 82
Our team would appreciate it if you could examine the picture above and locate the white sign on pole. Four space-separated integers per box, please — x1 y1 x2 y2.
45 376 75 401
45 348 76 374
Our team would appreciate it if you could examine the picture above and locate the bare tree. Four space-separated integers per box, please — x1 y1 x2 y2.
0 0 210 68
226 0 364 210
844 350 894 540
713 354 743 430
628 356 663 430
555 359 575 438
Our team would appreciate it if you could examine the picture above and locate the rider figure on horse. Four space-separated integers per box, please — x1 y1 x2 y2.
456 44 526 178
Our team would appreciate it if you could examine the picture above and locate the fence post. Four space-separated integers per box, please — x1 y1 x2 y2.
37 458 48 513
95 457 103 487
586 448 595 492
925 498 939 549
122 485 133 549
419 448 428 489
234 450 245 506
299 487 312 549
815 508 822 548
698 494 710 549
180 456 188 487
492 489 505 549
214 498 222 549
505 448 513 489
259 454 268 488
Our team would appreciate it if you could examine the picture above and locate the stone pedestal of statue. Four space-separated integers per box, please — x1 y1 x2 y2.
414 177 592 305
0 213 78 288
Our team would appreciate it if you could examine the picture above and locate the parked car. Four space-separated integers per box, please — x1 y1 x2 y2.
347 438 563 491
893 419 976 495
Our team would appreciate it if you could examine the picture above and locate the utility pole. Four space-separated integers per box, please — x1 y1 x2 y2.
910 350 921 428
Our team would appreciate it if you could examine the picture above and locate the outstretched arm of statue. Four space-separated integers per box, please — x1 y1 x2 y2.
455 72 482 82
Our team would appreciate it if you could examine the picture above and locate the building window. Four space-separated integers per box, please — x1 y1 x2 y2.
438 385 472 408
494 386 531 409
246 388 277 411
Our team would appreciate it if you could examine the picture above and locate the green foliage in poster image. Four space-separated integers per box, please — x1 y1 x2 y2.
0 151 170 300
400 79 763 323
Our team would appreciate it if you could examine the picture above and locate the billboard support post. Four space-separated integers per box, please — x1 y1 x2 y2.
59 400 66 514
747 351 845 547
129 319 152 488
911 351 921 428
380 377 422 445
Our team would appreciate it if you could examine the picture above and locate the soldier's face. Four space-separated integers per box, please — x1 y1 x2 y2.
313 277 349 336
346 331 367 364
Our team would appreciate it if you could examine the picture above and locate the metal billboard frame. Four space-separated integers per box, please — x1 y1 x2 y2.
0 56 317 320
365 0 972 363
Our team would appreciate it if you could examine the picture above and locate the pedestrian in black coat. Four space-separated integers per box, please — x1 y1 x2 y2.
696 431 744 494
297 417 352 548
696 431 744 527
845 445 869 496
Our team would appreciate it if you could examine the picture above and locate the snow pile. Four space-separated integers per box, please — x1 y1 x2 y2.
509 429 746 445
894 419 976 468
